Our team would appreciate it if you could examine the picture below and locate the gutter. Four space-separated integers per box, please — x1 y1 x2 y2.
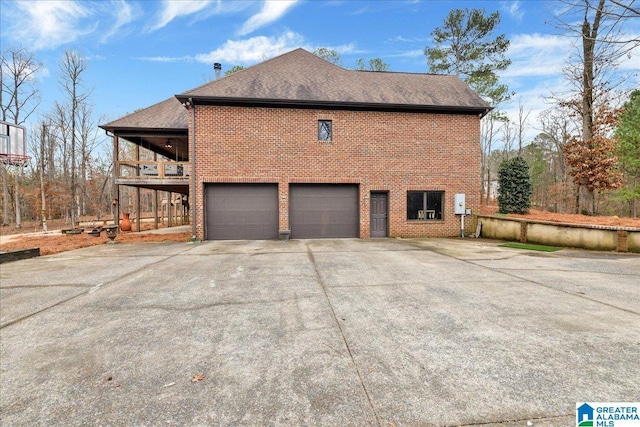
176 95 492 116
188 97 197 240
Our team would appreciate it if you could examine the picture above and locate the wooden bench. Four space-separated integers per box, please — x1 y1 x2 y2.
62 228 84 235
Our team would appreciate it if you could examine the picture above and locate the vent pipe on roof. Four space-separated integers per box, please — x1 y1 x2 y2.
214 63 222 79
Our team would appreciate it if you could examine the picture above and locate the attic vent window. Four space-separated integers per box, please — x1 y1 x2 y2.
318 120 332 141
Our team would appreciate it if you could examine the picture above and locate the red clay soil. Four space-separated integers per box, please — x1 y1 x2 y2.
479 205 640 228
1 229 191 256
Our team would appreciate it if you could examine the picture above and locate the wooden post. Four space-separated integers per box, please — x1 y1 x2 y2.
113 135 120 227
135 143 141 232
168 191 173 227
153 152 158 230
164 191 169 225
136 186 141 232
153 190 158 230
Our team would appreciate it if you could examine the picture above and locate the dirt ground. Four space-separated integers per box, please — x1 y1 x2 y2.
2 208 639 256
1 221 190 256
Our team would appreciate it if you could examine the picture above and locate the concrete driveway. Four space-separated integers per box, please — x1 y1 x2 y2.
1 238 638 426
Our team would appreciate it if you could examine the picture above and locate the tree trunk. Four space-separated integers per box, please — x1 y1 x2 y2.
40 123 48 232
578 0 605 215
578 183 595 215
71 100 77 229
485 117 494 205
486 166 492 205
1 163 9 225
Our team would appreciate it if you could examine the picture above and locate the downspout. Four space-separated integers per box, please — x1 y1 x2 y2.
189 97 197 240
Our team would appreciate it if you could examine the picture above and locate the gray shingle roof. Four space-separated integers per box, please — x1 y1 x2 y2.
101 48 490 132
178 48 490 111
100 96 187 132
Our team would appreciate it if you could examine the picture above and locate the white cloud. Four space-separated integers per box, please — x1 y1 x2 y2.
502 33 573 78
390 49 424 58
502 77 565 117
502 1 524 21
99 0 141 43
87 54 107 61
149 0 214 31
504 32 639 91
137 55 194 63
315 43 358 55
617 39 640 71
237 0 298 36
389 35 429 44
195 31 306 64
492 33 576 144
8 0 97 50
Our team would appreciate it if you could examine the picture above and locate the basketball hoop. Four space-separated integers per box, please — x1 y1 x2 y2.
0 153 30 167
0 121 29 166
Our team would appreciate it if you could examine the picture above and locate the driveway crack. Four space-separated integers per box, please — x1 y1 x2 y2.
453 413 572 426
306 244 382 427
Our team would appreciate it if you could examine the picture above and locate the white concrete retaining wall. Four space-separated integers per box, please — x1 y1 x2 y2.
479 215 640 253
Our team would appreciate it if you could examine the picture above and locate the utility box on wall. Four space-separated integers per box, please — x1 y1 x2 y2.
454 193 466 215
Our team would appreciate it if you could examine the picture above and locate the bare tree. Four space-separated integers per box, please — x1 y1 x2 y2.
78 102 103 216
59 50 91 229
49 102 71 222
481 111 508 204
611 0 640 18
475 73 512 205
1 46 42 124
30 120 50 231
537 105 578 212
516 99 532 155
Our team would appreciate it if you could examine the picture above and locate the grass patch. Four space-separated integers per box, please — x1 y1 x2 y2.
498 242 563 252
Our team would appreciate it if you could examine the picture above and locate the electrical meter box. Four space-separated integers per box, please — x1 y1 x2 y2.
454 193 466 215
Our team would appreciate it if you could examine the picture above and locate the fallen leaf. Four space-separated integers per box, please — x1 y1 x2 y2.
191 373 205 383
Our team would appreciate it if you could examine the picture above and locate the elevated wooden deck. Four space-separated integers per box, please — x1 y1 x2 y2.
116 160 189 193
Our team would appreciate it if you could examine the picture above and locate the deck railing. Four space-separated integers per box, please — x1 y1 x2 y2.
118 161 190 179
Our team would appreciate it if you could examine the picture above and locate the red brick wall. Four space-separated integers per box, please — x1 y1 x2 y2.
191 105 481 239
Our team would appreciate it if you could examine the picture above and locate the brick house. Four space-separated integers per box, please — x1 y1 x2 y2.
101 48 490 240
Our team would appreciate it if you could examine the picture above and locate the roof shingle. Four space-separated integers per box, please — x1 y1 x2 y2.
101 96 187 132
179 48 490 110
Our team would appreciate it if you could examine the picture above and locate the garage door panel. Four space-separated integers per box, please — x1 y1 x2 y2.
290 185 359 239
205 184 278 240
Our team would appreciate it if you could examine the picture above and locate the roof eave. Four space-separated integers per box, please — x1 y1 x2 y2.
99 125 188 135
176 95 492 116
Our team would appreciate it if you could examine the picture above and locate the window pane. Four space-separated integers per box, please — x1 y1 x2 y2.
426 191 444 220
407 192 424 220
319 120 332 141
